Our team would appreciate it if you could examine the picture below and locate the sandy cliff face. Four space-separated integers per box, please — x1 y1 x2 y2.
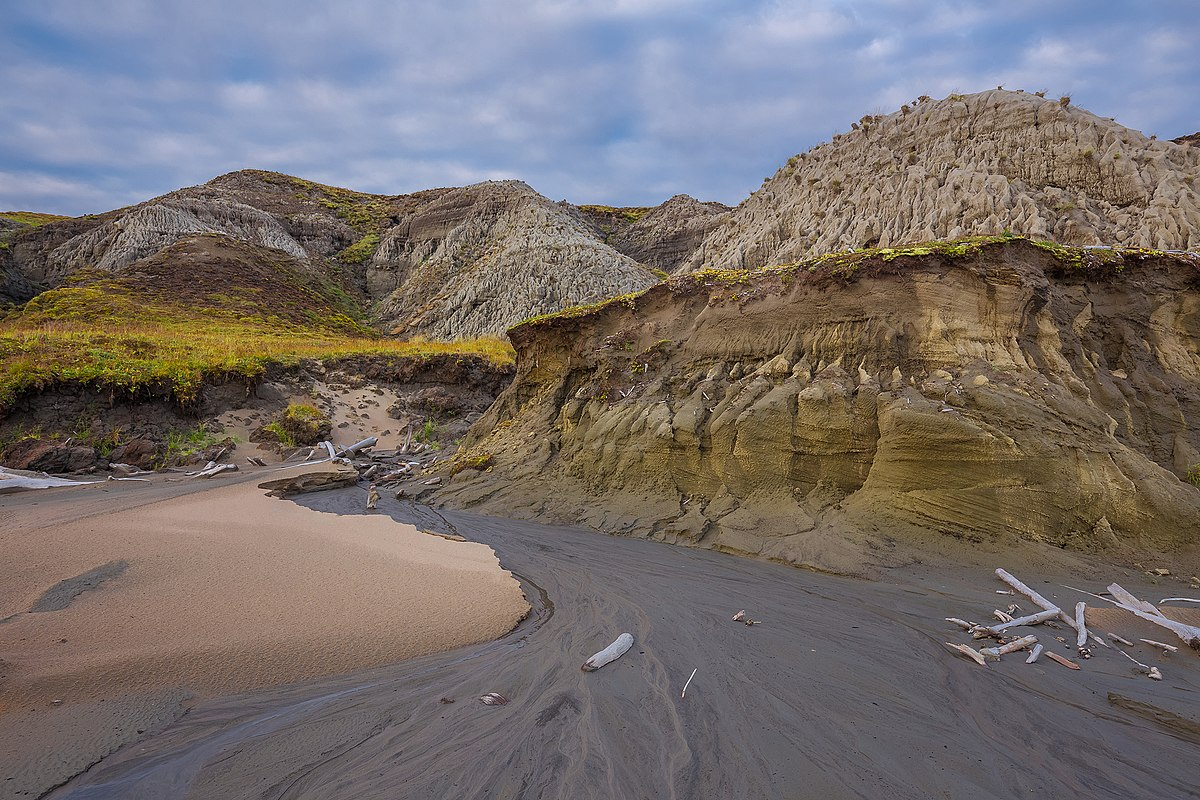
430 238 1200 574
686 90 1200 273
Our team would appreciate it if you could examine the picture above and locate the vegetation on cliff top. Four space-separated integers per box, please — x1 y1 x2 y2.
1 211 72 227
514 234 1198 331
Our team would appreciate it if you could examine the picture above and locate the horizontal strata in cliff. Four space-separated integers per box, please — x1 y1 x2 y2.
430 236 1200 574
685 89 1200 273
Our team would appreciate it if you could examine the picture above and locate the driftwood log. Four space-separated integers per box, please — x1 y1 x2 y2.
987 609 1059 635
1026 643 1044 663
581 633 634 672
258 467 360 498
337 437 378 458
1075 602 1089 649
980 635 1038 659
995 569 1076 631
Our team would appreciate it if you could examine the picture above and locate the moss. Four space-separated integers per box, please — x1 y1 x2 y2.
447 451 495 476
1188 465 1200 488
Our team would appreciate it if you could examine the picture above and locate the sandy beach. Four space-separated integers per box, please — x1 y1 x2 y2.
0 466 528 797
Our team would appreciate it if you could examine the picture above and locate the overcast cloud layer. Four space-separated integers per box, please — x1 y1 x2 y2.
1 0 1197 215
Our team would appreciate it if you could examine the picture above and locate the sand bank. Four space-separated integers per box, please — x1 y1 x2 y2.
0 466 528 797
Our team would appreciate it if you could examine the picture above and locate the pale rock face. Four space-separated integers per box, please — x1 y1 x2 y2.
37 199 308 286
685 90 1200 273
369 181 656 339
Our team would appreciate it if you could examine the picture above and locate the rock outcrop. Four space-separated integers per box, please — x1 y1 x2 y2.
685 90 1200 273
368 181 656 339
576 196 730 274
429 237 1200 574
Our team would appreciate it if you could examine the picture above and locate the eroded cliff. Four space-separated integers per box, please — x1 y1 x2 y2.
686 90 1200 273
428 237 1200 574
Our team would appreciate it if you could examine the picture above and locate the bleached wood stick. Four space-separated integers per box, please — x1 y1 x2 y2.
1140 638 1179 653
1026 643 1044 663
1075 602 1088 649
946 617 975 630
186 463 238 478
980 635 1038 659
681 668 698 698
581 633 634 672
1066 585 1200 650
993 609 1014 623
1160 598 1200 605
322 441 336 460
945 643 987 666
1107 583 1163 617
996 569 1077 631
987 609 1060 634
1107 632 1134 646
337 437 378 457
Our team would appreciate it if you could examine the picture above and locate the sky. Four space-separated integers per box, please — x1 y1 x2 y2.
1 1 1197 216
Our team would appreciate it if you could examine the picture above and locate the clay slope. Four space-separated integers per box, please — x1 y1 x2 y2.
685 90 1200 273
0 172 672 337
367 180 655 339
576 195 730 274
428 237 1200 575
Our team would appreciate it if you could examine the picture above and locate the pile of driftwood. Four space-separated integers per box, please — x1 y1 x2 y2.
297 435 440 486
944 568 1200 681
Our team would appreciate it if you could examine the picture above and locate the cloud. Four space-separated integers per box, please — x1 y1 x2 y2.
0 1 1196 215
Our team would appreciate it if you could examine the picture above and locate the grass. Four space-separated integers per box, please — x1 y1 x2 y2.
165 426 225 462
338 233 381 264
577 204 651 224
514 235 1199 332
262 403 329 447
0 318 514 413
0 211 71 227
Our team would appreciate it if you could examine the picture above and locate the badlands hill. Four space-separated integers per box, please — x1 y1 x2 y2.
685 89 1199 273
0 172 723 337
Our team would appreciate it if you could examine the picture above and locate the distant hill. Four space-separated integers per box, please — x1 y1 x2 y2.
683 89 1200 273
0 171 725 337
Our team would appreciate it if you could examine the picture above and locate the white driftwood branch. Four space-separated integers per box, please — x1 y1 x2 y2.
995 568 1078 631
1107 583 1163 617
993 609 1014 623
1107 632 1135 646
322 441 336 460
1140 638 1178 653
1075 602 1088 649
1160 597 1200 606
945 643 987 666
337 437 378 457
946 617 975 630
186 463 238 478
1026 643 1043 663
581 633 634 672
987 609 1060 634
681 668 698 698
980 635 1038 659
